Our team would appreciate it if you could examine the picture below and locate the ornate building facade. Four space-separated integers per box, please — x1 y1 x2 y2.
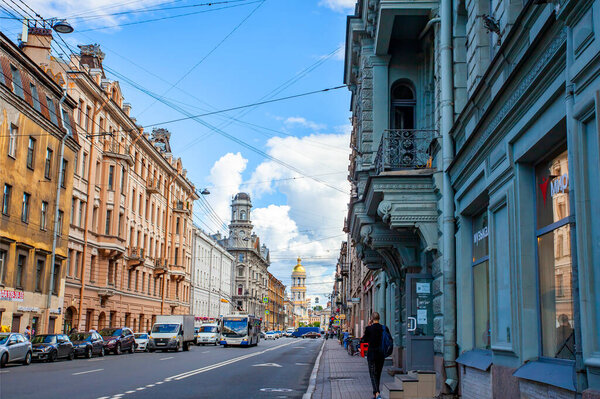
266 271 285 331
291 258 307 324
222 193 270 318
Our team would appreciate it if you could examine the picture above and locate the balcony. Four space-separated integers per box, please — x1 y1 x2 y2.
170 264 186 281
146 178 160 195
375 129 438 175
172 200 190 215
127 247 144 269
154 258 168 275
103 139 133 165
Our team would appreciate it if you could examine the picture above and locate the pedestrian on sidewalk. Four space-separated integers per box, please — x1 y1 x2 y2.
24 325 31 341
361 312 387 399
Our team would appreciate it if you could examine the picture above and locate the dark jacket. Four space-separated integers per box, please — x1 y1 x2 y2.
361 323 385 361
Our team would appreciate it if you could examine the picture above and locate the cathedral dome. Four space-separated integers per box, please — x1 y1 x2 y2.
292 257 305 273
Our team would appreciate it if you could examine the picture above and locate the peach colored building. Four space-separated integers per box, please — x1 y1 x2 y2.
21 30 197 334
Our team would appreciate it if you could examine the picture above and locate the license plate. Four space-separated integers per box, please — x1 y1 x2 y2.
157 343 165 346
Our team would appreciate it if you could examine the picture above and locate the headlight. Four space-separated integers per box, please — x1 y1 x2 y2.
78 344 87 348
108 339 116 345
42 346 51 352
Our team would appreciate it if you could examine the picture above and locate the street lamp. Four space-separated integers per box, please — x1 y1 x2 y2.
51 19 74 34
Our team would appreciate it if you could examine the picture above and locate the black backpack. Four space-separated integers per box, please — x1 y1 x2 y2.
381 325 393 357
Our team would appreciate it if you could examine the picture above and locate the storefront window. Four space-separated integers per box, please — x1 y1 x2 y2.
535 149 575 360
473 211 490 349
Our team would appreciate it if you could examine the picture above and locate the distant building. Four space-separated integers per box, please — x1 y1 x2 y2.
291 258 307 324
191 226 234 321
266 272 285 331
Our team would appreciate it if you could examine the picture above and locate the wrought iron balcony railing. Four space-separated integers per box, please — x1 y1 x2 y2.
375 129 439 174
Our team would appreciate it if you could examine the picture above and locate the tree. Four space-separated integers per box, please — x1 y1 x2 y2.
313 306 323 311
310 322 321 327
299 322 307 327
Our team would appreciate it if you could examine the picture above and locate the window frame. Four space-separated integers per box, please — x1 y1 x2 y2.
471 210 490 350
46 96 58 125
8 124 17 158
40 201 48 231
26 136 35 170
2 184 11 216
44 148 53 179
29 83 41 112
10 64 24 99
21 192 30 223
60 159 67 188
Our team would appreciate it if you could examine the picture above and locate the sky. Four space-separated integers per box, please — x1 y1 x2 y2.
0 0 357 306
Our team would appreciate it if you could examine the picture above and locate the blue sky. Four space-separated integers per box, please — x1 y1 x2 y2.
1 0 356 305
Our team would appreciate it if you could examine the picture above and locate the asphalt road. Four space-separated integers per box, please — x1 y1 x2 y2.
0 337 324 399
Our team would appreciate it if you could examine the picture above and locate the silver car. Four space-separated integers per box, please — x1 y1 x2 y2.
0 333 32 367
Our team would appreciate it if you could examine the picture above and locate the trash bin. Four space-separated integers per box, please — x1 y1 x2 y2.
360 343 369 357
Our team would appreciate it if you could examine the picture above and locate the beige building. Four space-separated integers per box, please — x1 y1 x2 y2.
20 30 197 334
0 31 79 334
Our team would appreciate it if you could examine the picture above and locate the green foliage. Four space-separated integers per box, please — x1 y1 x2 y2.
313 306 323 311
310 322 321 327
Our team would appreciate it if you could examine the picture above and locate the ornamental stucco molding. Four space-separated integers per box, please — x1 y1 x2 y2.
373 183 433 190
391 216 438 222
453 27 568 179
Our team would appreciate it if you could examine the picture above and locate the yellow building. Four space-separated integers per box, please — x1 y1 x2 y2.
291 258 307 326
0 31 79 334
266 272 285 331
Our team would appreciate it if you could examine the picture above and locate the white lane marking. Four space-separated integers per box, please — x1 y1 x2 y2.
155 381 164 385
302 340 325 399
136 387 145 391
253 362 282 367
88 358 105 362
125 391 135 394
166 340 297 381
201 351 210 353
159 356 174 361
146 384 155 388
0 370 9 374
96 397 109 399
73 368 104 376
296 362 310 366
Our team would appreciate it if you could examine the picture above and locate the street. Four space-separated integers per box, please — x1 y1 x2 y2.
0 338 323 399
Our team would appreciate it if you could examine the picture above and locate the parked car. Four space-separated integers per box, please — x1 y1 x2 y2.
31 334 74 362
99 327 136 355
134 333 149 352
69 332 105 358
302 332 321 339
275 331 283 338
0 333 32 367
265 331 276 340
260 331 267 339
284 328 294 337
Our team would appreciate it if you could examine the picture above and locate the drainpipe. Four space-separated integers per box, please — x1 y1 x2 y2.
440 0 458 392
47 88 69 330
418 17 441 40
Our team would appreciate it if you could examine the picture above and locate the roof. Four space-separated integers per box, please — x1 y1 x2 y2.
292 258 305 273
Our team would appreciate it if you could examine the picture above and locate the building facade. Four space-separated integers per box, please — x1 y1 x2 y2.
191 226 234 320
343 0 600 398
0 31 79 334
290 258 308 325
266 272 285 331
222 193 270 318
20 30 198 334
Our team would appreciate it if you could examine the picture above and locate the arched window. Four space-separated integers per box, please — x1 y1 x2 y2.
238 284 243 296
240 210 246 220
391 82 416 130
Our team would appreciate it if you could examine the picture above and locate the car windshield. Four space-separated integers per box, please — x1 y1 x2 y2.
70 333 91 341
151 324 179 334
199 326 217 333
31 335 56 344
222 319 248 337
0 334 9 345
266 332 274 335
100 328 122 337
135 334 148 339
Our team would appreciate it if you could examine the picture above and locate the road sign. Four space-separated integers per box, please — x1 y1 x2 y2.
265 310 270 315
263 297 269 303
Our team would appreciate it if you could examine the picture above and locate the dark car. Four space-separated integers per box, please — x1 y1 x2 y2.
31 334 74 362
69 332 106 358
99 327 135 355
302 332 321 339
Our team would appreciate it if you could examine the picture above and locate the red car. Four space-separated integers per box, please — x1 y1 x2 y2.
302 332 321 339
99 328 136 355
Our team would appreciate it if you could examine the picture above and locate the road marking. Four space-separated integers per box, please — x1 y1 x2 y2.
0 370 9 374
201 351 210 353
96 397 109 399
146 384 155 388
72 368 103 375
136 387 145 391
253 362 282 367
125 391 135 394
260 388 293 392
88 358 105 362
159 356 174 360
155 381 164 385
303 340 325 399
296 362 310 366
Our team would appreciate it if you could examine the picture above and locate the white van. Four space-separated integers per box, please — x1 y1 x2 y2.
196 323 220 346
285 328 295 337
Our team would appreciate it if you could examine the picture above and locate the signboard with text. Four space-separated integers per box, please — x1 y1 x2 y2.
0 290 24 302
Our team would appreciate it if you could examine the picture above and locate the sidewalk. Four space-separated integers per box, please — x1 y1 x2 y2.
311 338 394 399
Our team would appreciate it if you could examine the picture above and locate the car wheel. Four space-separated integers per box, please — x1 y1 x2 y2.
68 350 75 361
129 343 135 354
148 348 155 353
86 347 93 359
115 343 121 355
99 347 105 357
23 351 32 365
0 353 8 368
48 351 57 363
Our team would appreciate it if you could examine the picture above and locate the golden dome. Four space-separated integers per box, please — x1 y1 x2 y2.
292 257 305 273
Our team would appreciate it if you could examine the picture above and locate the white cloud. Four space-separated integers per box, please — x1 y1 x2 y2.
204 152 247 233
319 0 356 13
284 116 326 131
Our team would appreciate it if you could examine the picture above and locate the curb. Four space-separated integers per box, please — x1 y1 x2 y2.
302 340 326 399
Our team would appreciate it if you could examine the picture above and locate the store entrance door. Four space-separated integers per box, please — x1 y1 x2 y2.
404 274 434 371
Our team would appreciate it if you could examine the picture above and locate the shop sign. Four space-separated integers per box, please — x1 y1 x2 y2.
49 309 61 315
351 298 360 303
0 289 24 302
17 306 40 312
473 226 489 245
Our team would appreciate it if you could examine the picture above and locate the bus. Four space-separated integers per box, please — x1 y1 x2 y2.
219 314 261 347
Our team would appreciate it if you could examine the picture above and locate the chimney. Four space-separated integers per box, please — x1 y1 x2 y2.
122 103 131 116
78 44 105 77
21 26 53 66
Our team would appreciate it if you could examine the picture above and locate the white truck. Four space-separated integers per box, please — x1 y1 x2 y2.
148 315 195 352
195 323 220 346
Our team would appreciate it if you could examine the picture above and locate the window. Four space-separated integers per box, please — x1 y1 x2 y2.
15 254 25 289
120 166 125 192
108 165 115 190
73 251 79 278
40 201 48 230
44 148 53 179
105 210 112 235
26 137 35 169
61 109 73 136
57 210 63 235
118 214 123 236
390 82 415 130
71 198 76 223
174 247 179 265
52 264 60 294
176 217 180 234
240 210 246 220
10 65 23 99
535 148 575 360
30 83 41 112
0 249 6 284
89 255 96 283
81 152 88 177
46 96 58 125
238 284 243 296
238 253 244 262
8 124 17 158
2 184 11 215
78 201 85 227
35 259 44 292
60 160 67 188
77 100 84 125
472 211 490 349
85 105 92 132
21 192 30 223
238 267 244 277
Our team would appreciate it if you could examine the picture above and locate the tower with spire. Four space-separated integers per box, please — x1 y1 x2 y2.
291 258 308 325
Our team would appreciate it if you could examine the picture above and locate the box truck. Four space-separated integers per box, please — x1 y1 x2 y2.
148 315 195 352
